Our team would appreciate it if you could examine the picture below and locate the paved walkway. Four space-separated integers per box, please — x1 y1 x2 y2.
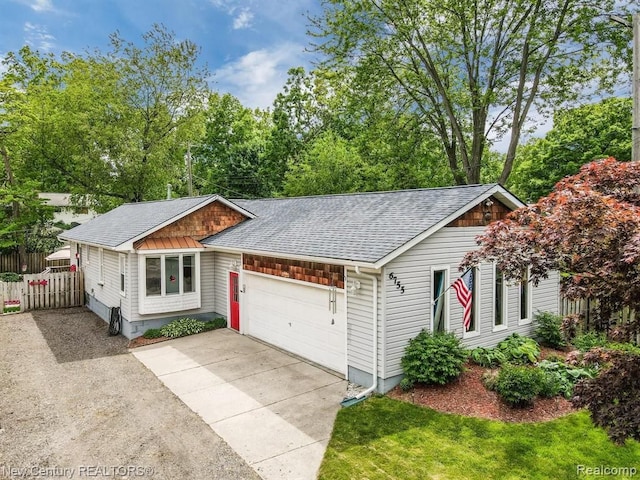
132 329 347 480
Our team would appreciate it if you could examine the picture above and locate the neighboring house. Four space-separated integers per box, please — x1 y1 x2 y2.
38 193 97 225
59 184 559 393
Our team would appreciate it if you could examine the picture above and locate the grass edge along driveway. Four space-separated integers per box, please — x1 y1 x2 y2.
319 396 640 480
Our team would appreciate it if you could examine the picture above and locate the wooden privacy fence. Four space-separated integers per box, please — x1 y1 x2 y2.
561 297 636 331
0 252 50 274
0 270 84 313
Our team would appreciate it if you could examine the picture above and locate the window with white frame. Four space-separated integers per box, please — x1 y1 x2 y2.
119 254 126 296
494 264 507 330
519 268 532 324
463 266 479 336
432 267 449 333
98 248 104 285
144 253 196 297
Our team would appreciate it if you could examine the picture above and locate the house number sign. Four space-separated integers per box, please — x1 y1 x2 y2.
388 272 405 294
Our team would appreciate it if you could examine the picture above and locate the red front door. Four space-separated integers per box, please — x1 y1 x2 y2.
229 272 240 331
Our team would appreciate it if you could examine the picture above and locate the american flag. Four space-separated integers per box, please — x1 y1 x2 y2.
452 269 473 331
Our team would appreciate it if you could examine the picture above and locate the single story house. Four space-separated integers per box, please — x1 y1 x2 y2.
60 184 559 393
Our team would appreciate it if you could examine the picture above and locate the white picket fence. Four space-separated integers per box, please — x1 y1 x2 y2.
0 271 84 313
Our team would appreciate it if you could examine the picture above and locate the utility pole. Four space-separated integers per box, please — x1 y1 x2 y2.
186 143 194 196
611 13 640 161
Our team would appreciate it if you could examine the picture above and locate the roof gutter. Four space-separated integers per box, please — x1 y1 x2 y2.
203 245 379 270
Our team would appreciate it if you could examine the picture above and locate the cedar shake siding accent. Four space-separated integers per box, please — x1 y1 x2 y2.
447 196 511 227
243 254 345 289
147 201 246 241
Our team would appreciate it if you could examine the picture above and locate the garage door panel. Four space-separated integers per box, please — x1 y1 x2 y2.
244 273 345 373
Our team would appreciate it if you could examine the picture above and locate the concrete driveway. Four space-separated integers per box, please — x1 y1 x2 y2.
132 329 347 480
0 308 259 480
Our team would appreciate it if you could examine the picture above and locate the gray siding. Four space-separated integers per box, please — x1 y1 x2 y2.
82 244 125 316
82 244 218 335
532 270 560 315
345 268 383 375
383 227 561 377
201 251 216 313
213 251 242 318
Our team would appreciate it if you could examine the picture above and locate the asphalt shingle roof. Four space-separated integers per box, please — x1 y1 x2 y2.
59 195 219 248
60 185 503 263
203 184 499 264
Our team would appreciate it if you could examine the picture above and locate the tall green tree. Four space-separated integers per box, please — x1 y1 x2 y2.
282 130 370 196
271 66 454 195
1 24 208 211
310 0 633 185
0 51 56 262
263 67 338 190
509 97 632 202
191 92 271 198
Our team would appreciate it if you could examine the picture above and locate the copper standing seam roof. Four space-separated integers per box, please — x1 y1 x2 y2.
134 237 203 250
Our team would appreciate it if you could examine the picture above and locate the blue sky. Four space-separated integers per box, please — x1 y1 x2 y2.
0 0 322 109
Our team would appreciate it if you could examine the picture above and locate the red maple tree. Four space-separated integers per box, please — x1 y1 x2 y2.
462 157 640 332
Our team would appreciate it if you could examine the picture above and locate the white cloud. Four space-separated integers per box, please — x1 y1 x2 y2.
24 22 56 51
30 0 53 12
233 8 254 30
209 0 253 29
213 43 306 109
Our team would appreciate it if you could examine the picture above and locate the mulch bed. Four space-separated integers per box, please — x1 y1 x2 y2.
127 336 170 348
387 362 577 423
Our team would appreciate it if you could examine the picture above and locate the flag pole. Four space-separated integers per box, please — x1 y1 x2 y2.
431 267 472 305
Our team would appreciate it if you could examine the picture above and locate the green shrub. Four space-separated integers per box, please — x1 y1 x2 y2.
481 370 500 391
203 317 227 331
142 328 164 339
401 330 468 386
0 272 22 282
572 332 608 352
469 347 507 368
604 341 640 355
160 318 205 338
497 333 540 364
538 370 563 398
496 364 545 406
399 377 414 391
537 359 597 398
533 311 566 348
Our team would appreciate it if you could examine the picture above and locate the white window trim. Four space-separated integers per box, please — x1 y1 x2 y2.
463 266 481 339
518 267 533 325
98 248 104 286
86 245 91 265
493 263 508 332
142 253 197 297
119 253 126 297
138 251 201 315
431 265 450 333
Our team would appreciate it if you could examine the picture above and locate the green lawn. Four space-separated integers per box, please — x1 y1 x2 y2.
319 396 640 480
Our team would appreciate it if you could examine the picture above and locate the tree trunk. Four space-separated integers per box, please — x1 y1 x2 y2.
1 146 27 270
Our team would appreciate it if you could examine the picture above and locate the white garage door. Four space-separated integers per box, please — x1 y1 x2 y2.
243 273 345 373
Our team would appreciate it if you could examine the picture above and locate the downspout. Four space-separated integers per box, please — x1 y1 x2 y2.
355 266 378 399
